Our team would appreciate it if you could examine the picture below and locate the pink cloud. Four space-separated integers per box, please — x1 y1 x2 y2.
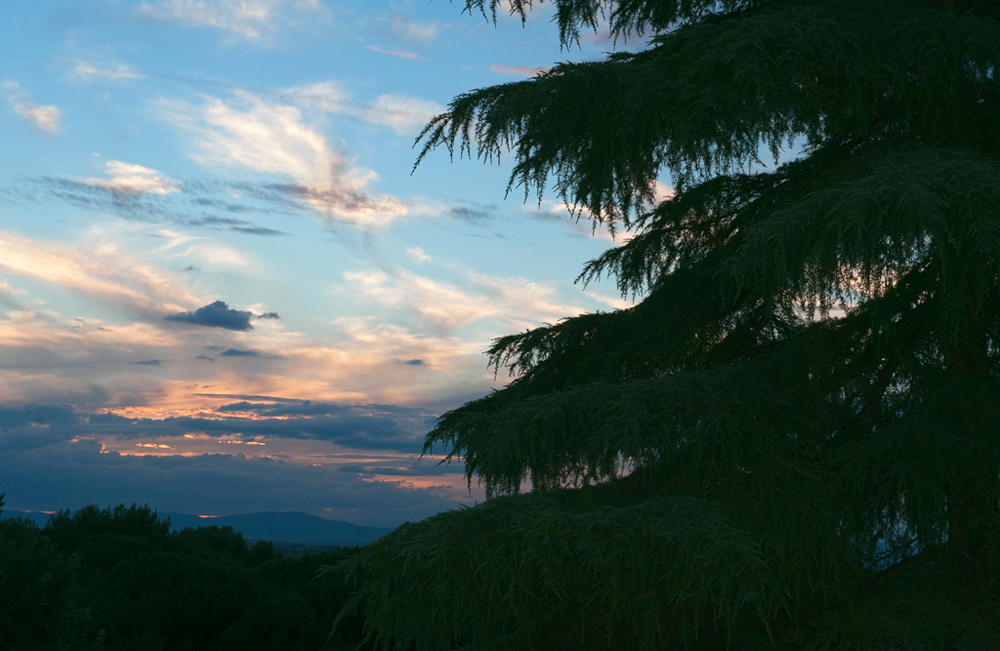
490 64 549 77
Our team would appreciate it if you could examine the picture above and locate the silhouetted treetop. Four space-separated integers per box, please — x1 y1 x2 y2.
342 0 1000 648
421 1 1000 229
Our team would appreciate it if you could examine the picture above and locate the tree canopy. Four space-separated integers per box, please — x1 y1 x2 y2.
0 503 365 650
340 0 1000 648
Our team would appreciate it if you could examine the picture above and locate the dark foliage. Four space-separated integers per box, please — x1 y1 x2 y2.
0 503 367 651
341 0 1000 649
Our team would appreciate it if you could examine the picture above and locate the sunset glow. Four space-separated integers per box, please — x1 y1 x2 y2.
0 0 631 526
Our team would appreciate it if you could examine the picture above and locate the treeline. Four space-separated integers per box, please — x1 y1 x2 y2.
0 495 365 651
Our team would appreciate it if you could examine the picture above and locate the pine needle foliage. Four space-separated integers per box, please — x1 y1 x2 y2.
339 0 1000 648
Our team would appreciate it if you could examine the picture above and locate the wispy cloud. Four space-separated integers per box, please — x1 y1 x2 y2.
466 270 585 328
490 64 550 77
158 92 346 180
279 182 408 227
319 318 488 402
584 290 635 311
406 247 431 263
78 160 181 196
389 15 437 44
367 95 443 134
156 91 410 226
345 269 496 330
1 81 61 134
73 61 145 82
0 230 196 315
284 81 443 135
365 45 420 60
344 266 584 332
139 0 321 41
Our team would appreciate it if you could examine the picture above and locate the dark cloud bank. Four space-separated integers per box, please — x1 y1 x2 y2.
0 401 469 527
0 401 438 451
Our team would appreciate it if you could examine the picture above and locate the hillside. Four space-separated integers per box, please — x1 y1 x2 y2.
2 509 394 546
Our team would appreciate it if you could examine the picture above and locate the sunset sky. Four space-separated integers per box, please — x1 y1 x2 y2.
0 0 645 527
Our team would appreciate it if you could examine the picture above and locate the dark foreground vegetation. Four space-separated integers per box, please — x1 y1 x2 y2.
0 495 365 651
342 0 1000 649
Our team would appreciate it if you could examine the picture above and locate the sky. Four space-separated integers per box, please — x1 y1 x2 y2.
0 0 645 527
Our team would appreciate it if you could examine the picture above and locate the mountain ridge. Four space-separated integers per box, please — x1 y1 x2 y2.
1 509 395 546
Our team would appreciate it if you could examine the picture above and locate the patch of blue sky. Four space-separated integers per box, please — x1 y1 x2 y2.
0 0 639 524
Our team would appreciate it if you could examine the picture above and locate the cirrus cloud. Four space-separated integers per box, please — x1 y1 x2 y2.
389 14 438 44
343 266 585 333
365 45 420 60
72 61 145 82
284 81 443 135
156 91 410 226
2 81 61 134
139 0 323 41
78 160 181 196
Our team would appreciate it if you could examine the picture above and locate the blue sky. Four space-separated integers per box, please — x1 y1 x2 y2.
0 0 647 527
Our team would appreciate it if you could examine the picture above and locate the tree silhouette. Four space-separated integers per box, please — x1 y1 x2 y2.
340 1 1000 648
0 502 367 650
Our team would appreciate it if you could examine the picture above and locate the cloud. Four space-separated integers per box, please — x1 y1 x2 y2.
390 15 437 44
365 45 420 60
165 300 254 330
467 270 584 327
159 92 347 180
277 182 407 227
256 311 280 319
1 81 61 133
282 81 444 135
139 0 321 41
26 174 288 235
0 400 440 454
0 434 465 527
73 61 145 82
232 225 286 236
368 95 442 134
0 230 199 316
132 359 163 366
0 297 494 422
0 229 501 414
219 348 258 356
286 318 490 405
179 215 287 237
490 64 550 77
157 91 409 226
406 247 431 263
78 160 181 196
344 269 496 330
343 267 584 332
583 290 636 311
448 205 495 222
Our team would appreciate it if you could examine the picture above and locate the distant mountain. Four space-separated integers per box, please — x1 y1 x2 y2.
1 509 395 547
164 511 395 546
